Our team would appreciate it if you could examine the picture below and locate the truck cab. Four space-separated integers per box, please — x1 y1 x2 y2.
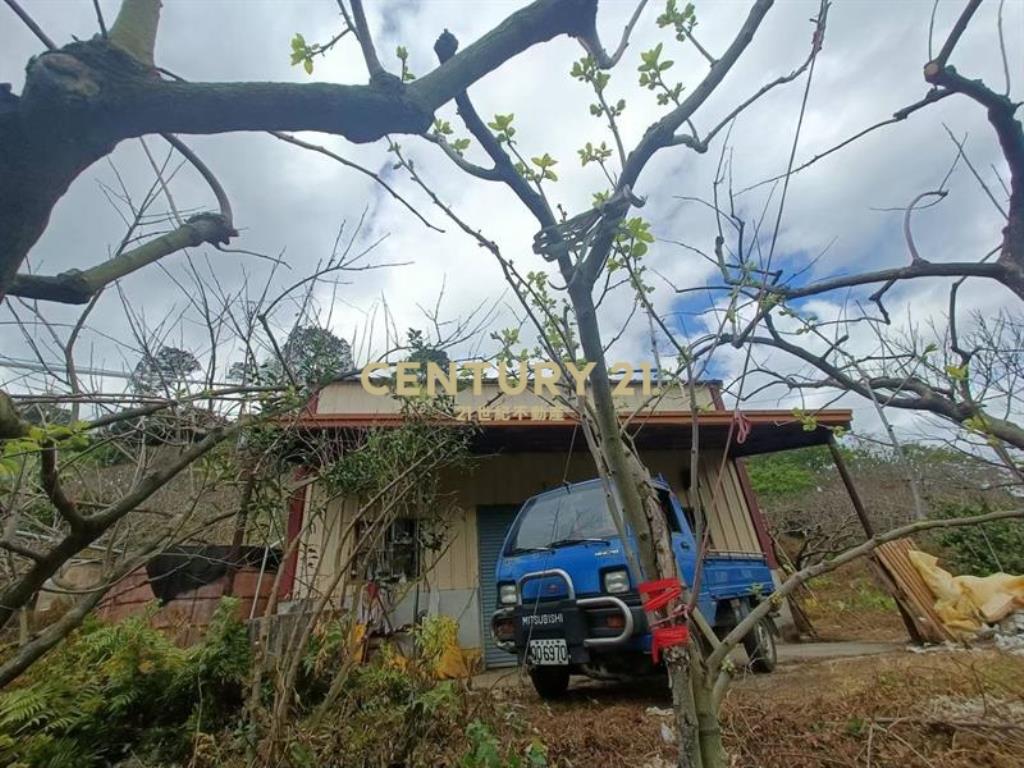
490 478 778 698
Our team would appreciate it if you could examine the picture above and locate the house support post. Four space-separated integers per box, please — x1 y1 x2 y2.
826 435 874 537
826 434 925 643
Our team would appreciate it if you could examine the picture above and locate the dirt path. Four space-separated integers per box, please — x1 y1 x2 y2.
475 647 1024 767
472 640 904 690
778 640 904 660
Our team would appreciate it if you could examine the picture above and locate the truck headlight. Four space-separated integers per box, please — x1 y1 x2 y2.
499 583 518 605
603 569 630 594
493 616 515 641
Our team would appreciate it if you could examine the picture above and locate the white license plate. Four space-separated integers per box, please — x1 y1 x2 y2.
528 638 568 666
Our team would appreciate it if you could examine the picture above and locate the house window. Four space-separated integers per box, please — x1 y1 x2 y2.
351 517 420 581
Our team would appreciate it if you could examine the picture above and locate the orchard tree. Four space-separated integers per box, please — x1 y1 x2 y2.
1 0 593 691
404 328 452 368
275 325 354 386
130 345 200 394
3 1 1023 767
702 0 1024 492
379 0 828 761
231 325 355 388
0 203 407 690
379 1 1022 765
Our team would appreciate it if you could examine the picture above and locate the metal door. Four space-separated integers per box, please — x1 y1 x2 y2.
477 505 521 669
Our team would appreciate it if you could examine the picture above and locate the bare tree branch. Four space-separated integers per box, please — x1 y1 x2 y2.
7 213 236 304
348 0 387 81
707 506 1024 688
2 0 56 50
39 443 88 532
0 0 595 298
576 0 650 68
931 0 982 70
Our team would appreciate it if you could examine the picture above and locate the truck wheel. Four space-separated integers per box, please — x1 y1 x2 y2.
742 617 777 673
529 666 570 699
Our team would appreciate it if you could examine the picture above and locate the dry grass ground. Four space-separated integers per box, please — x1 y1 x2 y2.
800 560 907 643
722 649 1024 768
483 649 1024 767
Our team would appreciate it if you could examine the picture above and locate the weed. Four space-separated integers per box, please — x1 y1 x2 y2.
461 720 548 768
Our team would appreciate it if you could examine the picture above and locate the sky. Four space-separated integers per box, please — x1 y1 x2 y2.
1 0 1021 445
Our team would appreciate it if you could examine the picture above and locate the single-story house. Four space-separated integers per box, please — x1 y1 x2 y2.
282 376 851 668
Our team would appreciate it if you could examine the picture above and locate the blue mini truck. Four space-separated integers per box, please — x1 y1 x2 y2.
490 478 779 698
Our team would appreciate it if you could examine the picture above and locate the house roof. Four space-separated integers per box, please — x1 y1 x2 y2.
290 407 853 458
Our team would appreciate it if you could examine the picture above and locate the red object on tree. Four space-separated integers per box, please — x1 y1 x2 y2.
638 578 682 611
639 578 690 662
650 625 690 663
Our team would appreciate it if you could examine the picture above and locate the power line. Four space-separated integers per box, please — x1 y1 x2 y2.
0 355 234 387
0 355 134 380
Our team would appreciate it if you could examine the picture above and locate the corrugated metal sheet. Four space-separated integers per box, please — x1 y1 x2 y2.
477 505 521 669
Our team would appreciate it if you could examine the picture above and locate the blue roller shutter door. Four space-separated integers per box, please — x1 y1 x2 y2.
477 505 521 669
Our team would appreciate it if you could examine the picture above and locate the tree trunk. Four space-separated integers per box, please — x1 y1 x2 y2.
690 645 727 768
222 461 257 597
568 281 715 767
0 525 98 633
0 585 108 689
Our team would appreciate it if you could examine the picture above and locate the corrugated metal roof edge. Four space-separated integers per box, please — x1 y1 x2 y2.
287 408 852 430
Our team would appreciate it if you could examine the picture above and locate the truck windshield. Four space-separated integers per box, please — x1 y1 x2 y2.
508 484 619 553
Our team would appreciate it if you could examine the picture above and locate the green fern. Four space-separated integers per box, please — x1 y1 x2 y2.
0 684 50 730
0 598 251 766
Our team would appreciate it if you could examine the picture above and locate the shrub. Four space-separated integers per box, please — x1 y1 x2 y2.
934 502 1024 576
171 596 253 731
414 614 463 676
297 614 353 703
0 599 250 767
285 652 549 768
0 602 545 768
743 447 832 499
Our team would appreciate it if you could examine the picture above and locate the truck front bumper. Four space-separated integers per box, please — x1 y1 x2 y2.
490 568 645 663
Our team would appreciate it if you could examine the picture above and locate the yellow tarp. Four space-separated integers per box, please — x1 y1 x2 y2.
434 643 472 679
908 550 1024 634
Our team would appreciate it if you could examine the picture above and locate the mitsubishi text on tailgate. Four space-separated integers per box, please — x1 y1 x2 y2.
490 478 779 698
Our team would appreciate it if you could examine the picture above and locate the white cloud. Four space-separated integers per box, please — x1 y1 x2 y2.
1 0 1020 448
